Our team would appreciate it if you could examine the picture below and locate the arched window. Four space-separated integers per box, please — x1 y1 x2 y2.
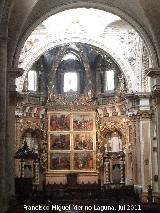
62 53 79 61
64 72 78 92
105 70 115 91
28 70 37 91
56 52 85 94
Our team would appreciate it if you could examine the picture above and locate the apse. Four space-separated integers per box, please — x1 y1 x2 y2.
14 7 155 207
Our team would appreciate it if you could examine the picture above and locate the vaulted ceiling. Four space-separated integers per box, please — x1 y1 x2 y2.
1 0 160 67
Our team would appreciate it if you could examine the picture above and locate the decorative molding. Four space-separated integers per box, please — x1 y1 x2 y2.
97 101 127 117
147 68 160 77
17 119 40 131
142 45 150 92
16 104 45 118
46 92 97 111
137 110 153 119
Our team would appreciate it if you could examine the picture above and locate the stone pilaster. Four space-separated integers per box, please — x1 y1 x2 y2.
126 92 153 199
138 110 152 194
6 68 24 197
0 36 7 211
147 68 160 194
137 94 152 197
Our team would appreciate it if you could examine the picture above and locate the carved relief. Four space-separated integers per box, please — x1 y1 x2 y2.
118 29 140 67
137 110 153 119
142 45 150 92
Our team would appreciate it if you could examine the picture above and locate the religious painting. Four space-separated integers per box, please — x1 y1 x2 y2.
73 113 94 131
50 133 70 150
74 152 93 170
48 111 96 172
49 113 70 131
50 153 70 170
73 133 93 150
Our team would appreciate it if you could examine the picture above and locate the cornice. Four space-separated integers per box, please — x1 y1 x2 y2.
8 68 24 78
147 68 160 77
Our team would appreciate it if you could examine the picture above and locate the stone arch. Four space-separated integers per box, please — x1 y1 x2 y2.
14 2 159 69
17 36 135 92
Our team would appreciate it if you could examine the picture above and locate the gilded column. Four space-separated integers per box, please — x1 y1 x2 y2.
104 157 110 184
126 119 136 185
120 154 125 184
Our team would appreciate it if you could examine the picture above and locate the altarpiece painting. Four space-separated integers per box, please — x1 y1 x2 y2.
50 133 70 150
73 113 94 131
73 133 93 150
50 153 70 170
49 113 70 131
48 111 96 171
74 152 94 170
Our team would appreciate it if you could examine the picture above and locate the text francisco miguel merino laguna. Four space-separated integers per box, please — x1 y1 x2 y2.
24 204 142 211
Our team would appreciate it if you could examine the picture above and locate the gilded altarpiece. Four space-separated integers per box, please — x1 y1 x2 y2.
48 112 96 172
96 113 136 187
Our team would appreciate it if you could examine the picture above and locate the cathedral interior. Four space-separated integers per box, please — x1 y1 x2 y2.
1 1 160 212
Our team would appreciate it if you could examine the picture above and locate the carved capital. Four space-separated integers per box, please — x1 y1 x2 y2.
152 84 160 97
8 68 24 91
147 68 160 94
147 68 160 77
8 68 24 78
8 68 24 105
137 110 153 119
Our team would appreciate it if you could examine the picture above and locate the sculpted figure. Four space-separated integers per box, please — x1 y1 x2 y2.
109 132 122 152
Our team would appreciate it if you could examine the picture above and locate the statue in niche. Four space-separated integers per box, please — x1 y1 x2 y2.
109 132 122 152
105 131 122 153
23 133 39 153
